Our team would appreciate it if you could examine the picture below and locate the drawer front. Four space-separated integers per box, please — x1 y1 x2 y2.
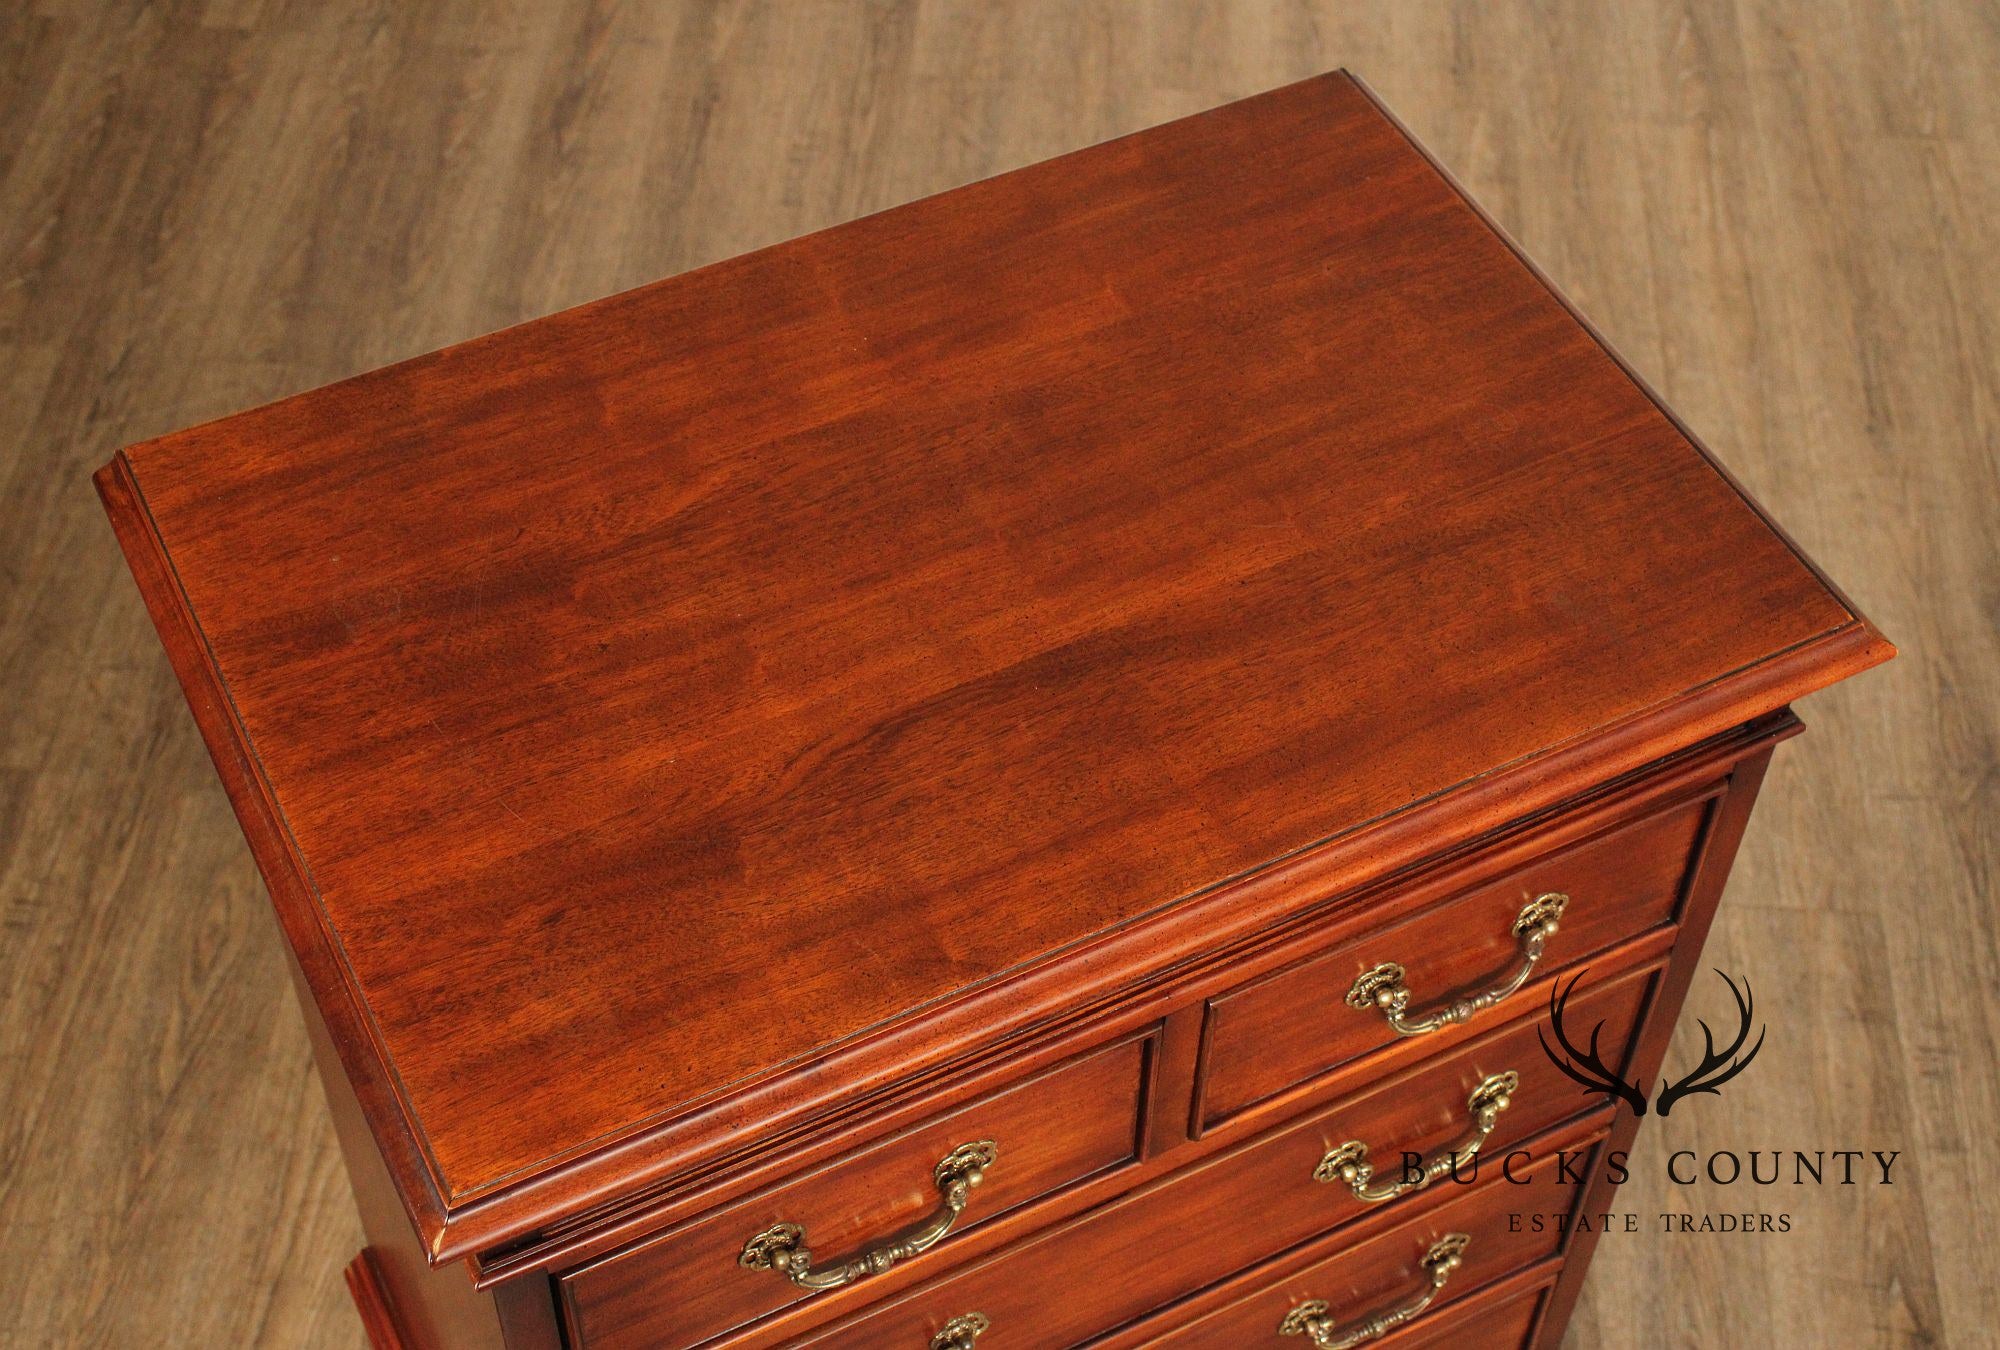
1130 1135 1597 1349
1197 794 1708 1128
1296 958 1652 1227
1371 1276 1552 1349
562 1031 1150 1349
1149 1266 1555 1350
789 1108 1607 1350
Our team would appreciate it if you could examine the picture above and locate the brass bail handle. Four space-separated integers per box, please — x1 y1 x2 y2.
1346 893 1569 1036
929 1313 990 1349
1279 1233 1470 1347
1315 1071 1519 1203
739 1141 997 1292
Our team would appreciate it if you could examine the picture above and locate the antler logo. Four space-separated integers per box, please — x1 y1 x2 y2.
1539 968 1765 1116
1655 969 1765 1115
1538 971 1650 1115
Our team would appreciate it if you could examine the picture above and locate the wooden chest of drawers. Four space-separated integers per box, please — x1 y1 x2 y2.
95 70 1891 1349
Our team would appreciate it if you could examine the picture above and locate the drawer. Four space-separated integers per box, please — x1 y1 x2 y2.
1295 957 1653 1225
788 1109 1608 1350
1144 1264 1557 1350
1367 1272 1554 1349
1196 794 1708 1128
561 1031 1150 1349
1128 1133 1598 1349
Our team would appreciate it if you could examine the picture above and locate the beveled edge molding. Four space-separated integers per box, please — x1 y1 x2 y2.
101 435 1883 1273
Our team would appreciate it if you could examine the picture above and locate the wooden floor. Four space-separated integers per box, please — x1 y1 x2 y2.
1 3 1992 1346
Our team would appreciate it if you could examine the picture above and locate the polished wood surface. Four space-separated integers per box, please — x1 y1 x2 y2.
1196 793 1706 1127
550 722 1771 1348
562 1032 1147 1348
1146 1259 1559 1350
1530 739 1779 1345
344 1254 410 1350
1365 1270 1555 1350
1297 959 1659 1221
5 5 1978 1347
1370 1271 1556 1350
95 65 1881 1258
824 1115 1604 1350
786 1117 1606 1350
568 956 1637 1348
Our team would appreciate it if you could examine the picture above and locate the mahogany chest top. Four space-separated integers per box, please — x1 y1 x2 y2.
95 71 1888 1263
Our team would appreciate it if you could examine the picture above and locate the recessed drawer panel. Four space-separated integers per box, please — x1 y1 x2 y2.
786 1104 1606 1350
561 1032 1150 1349
1129 1135 1596 1349
1196 795 1708 1128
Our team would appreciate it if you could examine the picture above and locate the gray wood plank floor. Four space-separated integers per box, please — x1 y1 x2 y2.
1 3 1990 1345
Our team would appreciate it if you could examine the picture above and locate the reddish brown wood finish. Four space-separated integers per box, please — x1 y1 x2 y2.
1122 1135 1602 1350
557 764 1715 1347
1378 1271 1554 1350
562 1032 1147 1348
346 1252 409 1350
91 70 1888 1262
788 1118 1608 1350
1297 959 1657 1221
471 722 1764 1295
1146 1260 1559 1350
1523 743 1781 1348
1195 796 1706 1128
290 939 555 1350
548 738 1757 1350
563 963 1637 1349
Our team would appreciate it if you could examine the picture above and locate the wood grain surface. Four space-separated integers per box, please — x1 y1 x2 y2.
1193 792 1706 1128
1 3 1987 1346
97 62 1878 1255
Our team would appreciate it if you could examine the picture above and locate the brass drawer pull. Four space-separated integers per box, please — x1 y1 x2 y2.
1346 893 1567 1036
1279 1233 1469 1347
738 1141 997 1291
930 1313 990 1349
1314 1071 1518 1202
